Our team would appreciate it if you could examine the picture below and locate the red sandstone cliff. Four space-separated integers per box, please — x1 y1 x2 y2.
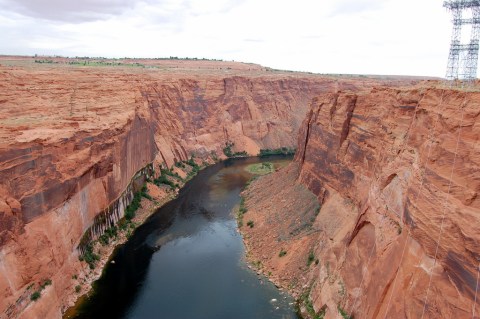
0 58 404 318
242 85 480 318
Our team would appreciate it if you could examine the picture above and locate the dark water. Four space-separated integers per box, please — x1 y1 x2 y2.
67 156 299 319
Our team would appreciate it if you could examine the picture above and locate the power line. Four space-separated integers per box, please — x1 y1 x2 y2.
420 96 466 319
346 89 427 318
381 91 446 318
474 262 480 318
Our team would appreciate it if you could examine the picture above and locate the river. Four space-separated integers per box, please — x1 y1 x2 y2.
67 156 299 319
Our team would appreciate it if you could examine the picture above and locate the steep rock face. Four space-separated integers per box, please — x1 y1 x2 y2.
143 75 377 165
0 63 396 318
244 86 480 318
0 114 156 318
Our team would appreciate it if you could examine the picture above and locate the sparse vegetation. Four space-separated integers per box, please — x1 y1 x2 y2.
125 189 143 220
258 147 295 157
395 220 402 234
223 142 234 157
99 226 118 246
252 260 262 269
30 279 52 302
247 220 254 228
175 161 186 168
210 151 219 162
338 280 346 297
79 244 100 269
244 175 258 189
279 249 287 257
34 59 57 64
237 196 248 227
186 156 201 179
154 172 177 189
154 162 200 189
117 180 152 223
30 291 41 301
239 197 247 215
338 305 353 319
40 279 52 290
186 156 199 169
223 141 248 158
297 288 325 319
119 219 135 231
307 251 315 266
140 185 152 200
245 162 275 175
75 285 81 293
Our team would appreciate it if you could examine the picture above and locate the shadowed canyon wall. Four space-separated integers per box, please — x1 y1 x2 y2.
0 62 401 318
242 86 480 318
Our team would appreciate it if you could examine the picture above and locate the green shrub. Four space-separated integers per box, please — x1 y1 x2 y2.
80 244 100 269
175 161 186 168
186 158 201 179
40 279 52 290
247 220 254 228
210 151 219 162
75 285 81 293
140 185 152 200
186 156 199 169
245 162 275 175
258 147 295 157
154 167 182 189
105 226 117 239
124 187 148 220
100 225 119 245
239 197 248 214
307 251 315 266
223 142 248 158
223 142 234 157
233 151 248 157
99 234 109 245
338 305 353 319
297 288 325 319
154 174 176 189
279 249 287 257
244 175 258 189
30 291 41 301
119 219 134 231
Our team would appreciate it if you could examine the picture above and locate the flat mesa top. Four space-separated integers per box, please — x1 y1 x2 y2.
444 0 480 9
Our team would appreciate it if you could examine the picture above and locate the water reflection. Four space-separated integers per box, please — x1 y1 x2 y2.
67 156 298 319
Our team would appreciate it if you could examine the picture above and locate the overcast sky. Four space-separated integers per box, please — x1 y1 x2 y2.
0 0 456 76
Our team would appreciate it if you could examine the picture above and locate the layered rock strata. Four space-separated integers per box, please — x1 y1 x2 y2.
0 60 404 318
242 86 480 318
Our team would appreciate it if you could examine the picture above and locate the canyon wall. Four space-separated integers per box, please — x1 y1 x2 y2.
243 85 480 318
0 62 397 318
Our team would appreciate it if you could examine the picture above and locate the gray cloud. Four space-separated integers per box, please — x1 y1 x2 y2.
0 0 151 22
0 0 244 23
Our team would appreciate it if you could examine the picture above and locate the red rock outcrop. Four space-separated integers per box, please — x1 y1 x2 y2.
243 85 480 318
0 58 409 318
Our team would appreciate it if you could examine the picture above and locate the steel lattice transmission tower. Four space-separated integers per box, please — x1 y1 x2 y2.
444 0 480 81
